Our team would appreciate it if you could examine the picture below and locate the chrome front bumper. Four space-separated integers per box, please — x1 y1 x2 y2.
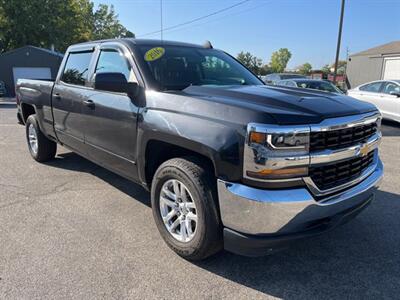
217 158 383 236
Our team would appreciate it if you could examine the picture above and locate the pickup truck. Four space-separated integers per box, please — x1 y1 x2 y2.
16 39 383 260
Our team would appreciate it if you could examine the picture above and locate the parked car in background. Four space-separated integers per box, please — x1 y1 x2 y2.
348 80 400 123
0 81 6 96
263 73 306 85
277 79 344 95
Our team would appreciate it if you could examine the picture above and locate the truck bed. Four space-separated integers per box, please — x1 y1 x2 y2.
16 79 56 140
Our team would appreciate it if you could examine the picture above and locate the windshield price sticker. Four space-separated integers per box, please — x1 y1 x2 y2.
144 47 165 61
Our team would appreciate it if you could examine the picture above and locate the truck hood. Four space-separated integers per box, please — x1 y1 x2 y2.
181 85 378 125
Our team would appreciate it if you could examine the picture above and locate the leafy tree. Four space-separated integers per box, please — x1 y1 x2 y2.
333 60 347 75
270 48 292 73
92 4 134 40
259 64 271 76
322 60 347 75
236 51 262 74
0 0 93 52
322 64 331 75
0 0 134 53
298 62 312 75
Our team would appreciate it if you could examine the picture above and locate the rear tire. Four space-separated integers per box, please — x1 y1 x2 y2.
151 157 222 260
25 115 57 162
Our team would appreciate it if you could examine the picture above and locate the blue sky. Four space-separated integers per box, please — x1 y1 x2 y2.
92 0 400 69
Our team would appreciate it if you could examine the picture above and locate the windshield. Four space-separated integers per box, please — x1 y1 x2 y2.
138 46 263 90
296 81 343 93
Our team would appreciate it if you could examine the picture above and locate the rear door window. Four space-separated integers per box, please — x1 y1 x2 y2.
61 51 93 86
359 82 383 93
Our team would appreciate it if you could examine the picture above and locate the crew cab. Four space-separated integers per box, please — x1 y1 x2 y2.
16 39 383 260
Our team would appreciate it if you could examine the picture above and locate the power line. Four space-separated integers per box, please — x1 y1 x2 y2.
152 1 268 36
138 0 251 37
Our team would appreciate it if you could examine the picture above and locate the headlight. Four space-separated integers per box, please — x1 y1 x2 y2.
249 131 309 150
244 124 310 181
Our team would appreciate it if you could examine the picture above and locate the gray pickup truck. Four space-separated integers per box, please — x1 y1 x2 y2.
16 39 383 260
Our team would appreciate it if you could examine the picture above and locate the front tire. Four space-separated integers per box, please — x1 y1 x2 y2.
151 157 222 260
25 115 57 162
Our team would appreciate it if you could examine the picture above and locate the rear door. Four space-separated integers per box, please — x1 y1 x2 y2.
83 43 141 180
52 48 95 153
380 81 400 121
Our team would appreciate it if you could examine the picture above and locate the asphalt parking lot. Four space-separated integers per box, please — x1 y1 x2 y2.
1 103 400 299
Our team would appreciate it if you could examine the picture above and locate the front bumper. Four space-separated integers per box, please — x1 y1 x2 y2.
217 158 383 256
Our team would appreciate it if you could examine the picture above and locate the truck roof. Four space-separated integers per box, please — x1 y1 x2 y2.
71 38 204 49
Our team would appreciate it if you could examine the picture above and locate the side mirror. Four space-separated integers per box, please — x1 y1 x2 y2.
94 72 139 97
390 91 400 97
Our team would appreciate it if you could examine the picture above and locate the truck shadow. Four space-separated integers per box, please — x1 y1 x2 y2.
194 189 400 299
45 152 151 207
45 151 400 298
381 120 400 137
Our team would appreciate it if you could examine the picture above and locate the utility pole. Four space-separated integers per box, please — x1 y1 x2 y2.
333 0 345 83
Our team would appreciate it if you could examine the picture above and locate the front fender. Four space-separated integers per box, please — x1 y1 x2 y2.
137 109 246 184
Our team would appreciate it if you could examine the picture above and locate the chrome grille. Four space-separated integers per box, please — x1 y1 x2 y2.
310 123 377 151
309 150 375 191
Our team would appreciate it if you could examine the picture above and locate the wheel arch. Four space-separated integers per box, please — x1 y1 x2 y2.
20 103 36 123
142 138 218 189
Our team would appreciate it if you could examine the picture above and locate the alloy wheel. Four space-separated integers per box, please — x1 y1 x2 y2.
159 179 198 242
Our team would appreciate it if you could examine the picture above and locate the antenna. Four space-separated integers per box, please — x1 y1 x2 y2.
160 0 163 41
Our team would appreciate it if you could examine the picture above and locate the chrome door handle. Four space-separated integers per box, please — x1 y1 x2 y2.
83 99 95 109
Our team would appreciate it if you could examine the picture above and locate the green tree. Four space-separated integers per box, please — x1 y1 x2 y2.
322 60 347 75
322 64 331 75
0 0 134 53
333 60 347 75
236 51 262 74
298 62 312 75
0 5 5 50
259 64 271 76
92 4 134 40
0 0 93 52
270 48 292 73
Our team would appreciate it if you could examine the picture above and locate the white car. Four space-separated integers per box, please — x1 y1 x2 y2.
348 80 400 123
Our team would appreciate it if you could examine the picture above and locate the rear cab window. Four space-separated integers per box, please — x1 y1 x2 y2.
61 51 93 86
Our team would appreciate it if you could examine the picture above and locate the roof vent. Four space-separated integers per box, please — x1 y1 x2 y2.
203 40 213 49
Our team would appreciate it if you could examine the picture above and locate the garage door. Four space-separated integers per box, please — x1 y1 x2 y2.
383 58 400 80
13 67 52 85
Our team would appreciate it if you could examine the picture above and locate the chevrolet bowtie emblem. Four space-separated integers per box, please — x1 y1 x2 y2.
359 144 371 157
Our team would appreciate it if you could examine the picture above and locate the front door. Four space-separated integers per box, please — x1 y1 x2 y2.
380 81 400 121
83 45 141 181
